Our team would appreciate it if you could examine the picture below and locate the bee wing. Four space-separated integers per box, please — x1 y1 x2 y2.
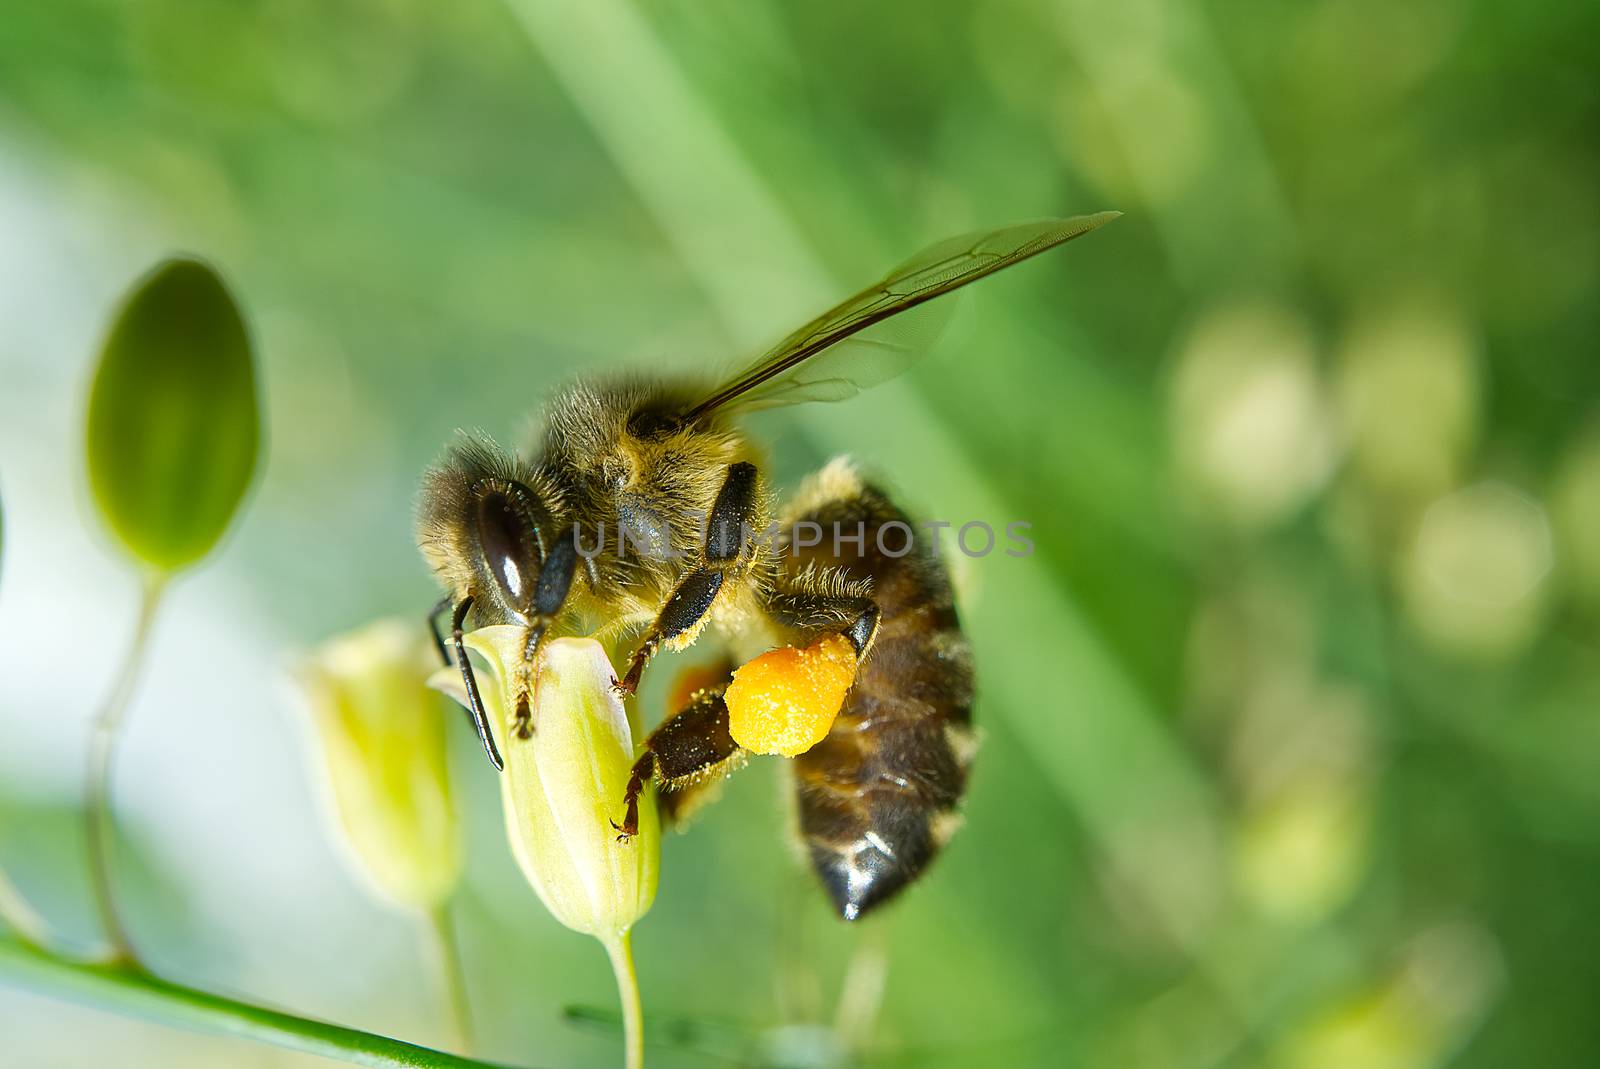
684 212 1120 419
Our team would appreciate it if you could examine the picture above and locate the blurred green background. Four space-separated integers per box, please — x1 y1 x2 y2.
1 0 1597 1067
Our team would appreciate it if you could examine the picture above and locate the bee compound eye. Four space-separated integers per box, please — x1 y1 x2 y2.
475 490 537 613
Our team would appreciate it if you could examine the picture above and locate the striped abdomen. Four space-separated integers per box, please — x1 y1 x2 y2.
779 472 975 920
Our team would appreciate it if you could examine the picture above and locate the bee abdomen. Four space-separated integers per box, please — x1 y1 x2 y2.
780 462 975 920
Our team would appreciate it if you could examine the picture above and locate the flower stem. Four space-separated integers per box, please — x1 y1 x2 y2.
0 935 514 1069
426 904 475 1053
84 574 165 966
602 932 643 1069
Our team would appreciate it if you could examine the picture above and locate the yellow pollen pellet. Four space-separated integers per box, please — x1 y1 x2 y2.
724 634 857 757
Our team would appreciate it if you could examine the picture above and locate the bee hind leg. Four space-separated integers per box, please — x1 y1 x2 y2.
613 687 742 841
764 582 881 662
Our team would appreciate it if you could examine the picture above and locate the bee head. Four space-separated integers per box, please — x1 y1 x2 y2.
418 435 553 624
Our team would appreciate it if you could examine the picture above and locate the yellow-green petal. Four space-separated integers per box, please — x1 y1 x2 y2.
86 257 260 574
301 618 462 912
432 630 659 939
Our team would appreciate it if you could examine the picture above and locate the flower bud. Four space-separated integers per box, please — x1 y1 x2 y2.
299 618 462 912
432 628 658 938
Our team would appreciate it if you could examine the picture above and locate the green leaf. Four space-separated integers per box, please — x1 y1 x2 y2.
86 258 260 574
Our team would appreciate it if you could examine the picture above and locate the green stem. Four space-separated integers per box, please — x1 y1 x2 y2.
832 922 889 1056
83 574 165 965
602 932 643 1069
0 936 517 1069
0 868 52 950
426 904 475 1053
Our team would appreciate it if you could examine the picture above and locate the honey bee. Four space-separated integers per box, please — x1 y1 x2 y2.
417 213 1118 919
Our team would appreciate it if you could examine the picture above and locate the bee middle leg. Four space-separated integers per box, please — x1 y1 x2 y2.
613 687 743 840
617 461 760 695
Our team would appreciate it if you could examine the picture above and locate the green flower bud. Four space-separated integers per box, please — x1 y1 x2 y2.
432 629 659 939
300 618 462 912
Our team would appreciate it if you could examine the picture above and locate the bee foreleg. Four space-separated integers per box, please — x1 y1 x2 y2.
512 527 583 737
612 688 741 841
427 594 453 666
617 461 760 695
450 595 506 773
431 592 497 752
